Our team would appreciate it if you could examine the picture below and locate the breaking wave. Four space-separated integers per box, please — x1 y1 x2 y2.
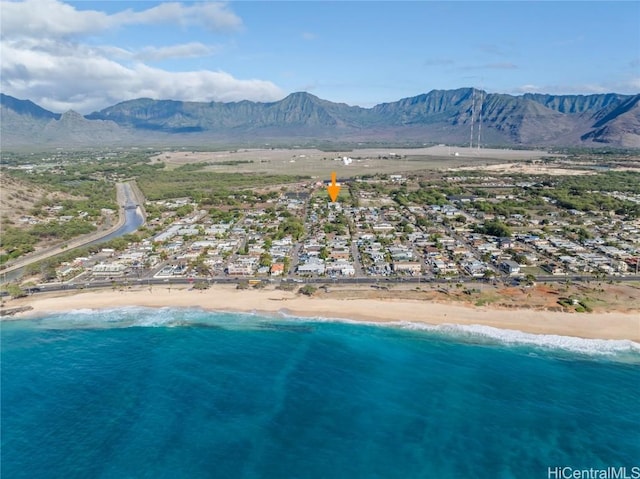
10 307 640 362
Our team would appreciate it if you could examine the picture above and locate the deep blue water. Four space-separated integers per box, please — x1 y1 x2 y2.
2 308 639 479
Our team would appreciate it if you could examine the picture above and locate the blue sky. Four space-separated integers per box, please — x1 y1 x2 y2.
1 0 638 113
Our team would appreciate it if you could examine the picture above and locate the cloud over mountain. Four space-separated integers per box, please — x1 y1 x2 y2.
0 0 282 113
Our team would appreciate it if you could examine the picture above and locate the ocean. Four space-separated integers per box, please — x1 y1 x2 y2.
2 308 639 479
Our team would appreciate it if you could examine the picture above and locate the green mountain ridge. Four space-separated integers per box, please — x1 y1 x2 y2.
1 89 638 148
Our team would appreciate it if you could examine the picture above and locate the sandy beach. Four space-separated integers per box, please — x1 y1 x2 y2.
5 284 639 341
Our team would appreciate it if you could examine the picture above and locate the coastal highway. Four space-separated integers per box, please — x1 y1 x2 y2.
19 274 640 296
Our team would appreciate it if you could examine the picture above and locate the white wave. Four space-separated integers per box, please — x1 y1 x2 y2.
394 322 640 358
30 308 640 359
36 306 197 329
34 306 271 330
274 314 640 357
271 314 640 358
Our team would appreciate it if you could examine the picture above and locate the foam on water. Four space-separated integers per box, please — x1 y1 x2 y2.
12 307 639 362
395 322 640 358
273 311 640 360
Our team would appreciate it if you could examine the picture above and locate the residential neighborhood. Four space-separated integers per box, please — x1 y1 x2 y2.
40 171 639 287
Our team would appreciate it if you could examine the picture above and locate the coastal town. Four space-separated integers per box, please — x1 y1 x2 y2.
4 154 638 297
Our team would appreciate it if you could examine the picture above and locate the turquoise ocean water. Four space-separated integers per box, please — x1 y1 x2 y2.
2 308 639 479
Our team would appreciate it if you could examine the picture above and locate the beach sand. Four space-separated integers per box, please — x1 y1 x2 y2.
5 285 639 341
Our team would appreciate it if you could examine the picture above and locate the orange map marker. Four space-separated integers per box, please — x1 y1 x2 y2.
327 171 341 202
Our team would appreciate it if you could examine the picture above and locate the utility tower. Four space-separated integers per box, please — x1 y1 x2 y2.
469 88 476 149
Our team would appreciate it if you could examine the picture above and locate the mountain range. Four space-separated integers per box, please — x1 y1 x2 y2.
1 88 639 148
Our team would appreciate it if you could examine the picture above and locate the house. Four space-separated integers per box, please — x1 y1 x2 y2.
393 262 422 274
297 259 326 276
499 260 521 275
388 246 413 261
433 260 458 275
463 261 488 277
227 262 254 276
499 237 514 249
92 263 127 277
330 247 351 260
270 263 285 276
325 260 355 276
372 223 395 233
153 225 181 243
177 226 200 236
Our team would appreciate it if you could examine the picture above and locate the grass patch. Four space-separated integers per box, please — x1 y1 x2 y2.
137 170 309 200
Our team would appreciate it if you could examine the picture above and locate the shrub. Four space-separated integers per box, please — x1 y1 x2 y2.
299 285 317 296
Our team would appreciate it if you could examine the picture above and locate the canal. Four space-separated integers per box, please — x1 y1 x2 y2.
1 183 145 283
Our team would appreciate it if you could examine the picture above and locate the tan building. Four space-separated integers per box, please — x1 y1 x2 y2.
393 262 422 274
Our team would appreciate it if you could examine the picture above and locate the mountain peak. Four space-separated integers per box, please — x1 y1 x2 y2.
281 91 321 103
0 93 60 120
2 90 638 147
61 110 84 118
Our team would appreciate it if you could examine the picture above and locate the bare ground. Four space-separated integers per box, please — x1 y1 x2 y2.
148 146 552 178
0 173 81 229
314 281 640 314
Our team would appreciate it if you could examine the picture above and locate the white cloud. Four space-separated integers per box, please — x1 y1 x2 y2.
136 43 221 62
1 37 283 113
512 81 640 96
301 32 317 41
626 78 640 90
513 84 544 94
1 0 111 37
0 1 283 112
0 0 243 38
123 2 243 32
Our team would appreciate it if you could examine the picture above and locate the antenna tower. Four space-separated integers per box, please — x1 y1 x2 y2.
469 88 476 149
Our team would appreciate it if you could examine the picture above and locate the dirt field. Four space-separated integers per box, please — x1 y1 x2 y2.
451 162 597 176
316 281 640 314
0 173 81 229
149 146 553 178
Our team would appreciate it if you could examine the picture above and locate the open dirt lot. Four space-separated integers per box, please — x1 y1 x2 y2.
149 146 553 178
0 173 81 229
450 162 597 176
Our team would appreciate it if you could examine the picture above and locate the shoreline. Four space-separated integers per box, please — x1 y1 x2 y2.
4 285 639 342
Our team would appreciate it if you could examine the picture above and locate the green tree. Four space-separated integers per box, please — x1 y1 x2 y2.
6 284 26 298
477 220 512 238
259 252 273 267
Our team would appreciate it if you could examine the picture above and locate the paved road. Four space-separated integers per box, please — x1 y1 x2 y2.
18 273 640 297
1 182 145 283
